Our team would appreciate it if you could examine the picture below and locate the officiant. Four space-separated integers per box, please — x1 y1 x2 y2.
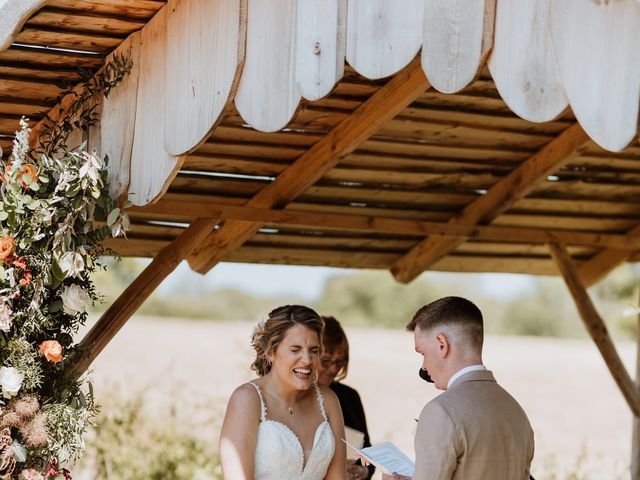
318 316 375 480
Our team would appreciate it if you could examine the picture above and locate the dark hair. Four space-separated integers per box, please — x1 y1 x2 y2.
321 316 349 381
406 296 484 348
251 305 324 376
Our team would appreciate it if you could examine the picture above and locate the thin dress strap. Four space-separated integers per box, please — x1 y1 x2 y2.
314 384 328 422
249 382 267 422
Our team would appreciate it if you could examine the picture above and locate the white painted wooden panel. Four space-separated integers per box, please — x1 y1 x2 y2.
99 31 142 199
0 0 47 52
422 0 495 94
165 0 245 155
129 7 182 206
488 0 568 122
295 0 346 100
550 0 640 152
235 0 300 132
346 0 424 80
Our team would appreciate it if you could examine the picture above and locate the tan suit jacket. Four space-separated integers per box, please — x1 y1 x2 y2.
414 370 534 480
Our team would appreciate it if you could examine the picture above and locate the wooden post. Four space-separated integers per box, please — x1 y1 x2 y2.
67 217 217 378
632 282 640 480
548 242 640 417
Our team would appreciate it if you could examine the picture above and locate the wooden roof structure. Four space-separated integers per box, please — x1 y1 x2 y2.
1 0 639 285
2 1 640 465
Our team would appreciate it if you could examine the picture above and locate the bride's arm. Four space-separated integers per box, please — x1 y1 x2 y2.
219 384 261 480
321 386 347 480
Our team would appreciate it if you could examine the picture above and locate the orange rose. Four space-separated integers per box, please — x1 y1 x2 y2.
0 236 15 263
2 163 38 188
39 340 63 363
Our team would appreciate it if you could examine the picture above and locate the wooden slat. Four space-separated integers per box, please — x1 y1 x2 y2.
0 0 46 52
550 0 640 152
69 217 217 377
0 45 103 69
295 0 346 101
187 58 430 273
100 31 142 198
390 123 590 283
129 6 184 206
421 0 494 93
548 242 640 417
131 201 640 250
346 0 424 79
27 9 147 35
0 77 64 102
15 27 124 53
46 0 165 19
235 0 299 132
488 0 569 122
164 0 245 155
0 63 83 82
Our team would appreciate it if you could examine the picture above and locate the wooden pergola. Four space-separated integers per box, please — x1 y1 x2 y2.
2 0 640 476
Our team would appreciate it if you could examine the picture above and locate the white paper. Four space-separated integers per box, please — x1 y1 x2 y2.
343 440 415 477
344 426 365 457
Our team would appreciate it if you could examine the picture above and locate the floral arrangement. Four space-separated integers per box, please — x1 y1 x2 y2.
0 55 131 479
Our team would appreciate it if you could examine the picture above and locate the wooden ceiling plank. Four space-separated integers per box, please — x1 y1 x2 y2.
131 200 640 250
186 58 431 273
15 27 124 53
389 122 590 283
548 242 640 417
46 0 165 19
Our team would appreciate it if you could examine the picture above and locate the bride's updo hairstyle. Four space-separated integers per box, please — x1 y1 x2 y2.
251 305 324 376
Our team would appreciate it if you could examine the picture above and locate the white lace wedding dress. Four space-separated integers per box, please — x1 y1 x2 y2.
249 382 335 480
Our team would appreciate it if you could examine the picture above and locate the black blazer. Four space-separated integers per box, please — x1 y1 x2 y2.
330 382 375 479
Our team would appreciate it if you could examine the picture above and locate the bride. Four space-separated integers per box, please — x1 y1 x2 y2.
219 305 347 479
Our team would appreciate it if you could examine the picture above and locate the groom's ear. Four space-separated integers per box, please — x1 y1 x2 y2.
435 332 450 357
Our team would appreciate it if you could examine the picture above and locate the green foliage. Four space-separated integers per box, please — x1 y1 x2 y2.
79 393 220 480
313 271 449 328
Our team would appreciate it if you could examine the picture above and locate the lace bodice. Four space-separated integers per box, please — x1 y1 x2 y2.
249 382 335 480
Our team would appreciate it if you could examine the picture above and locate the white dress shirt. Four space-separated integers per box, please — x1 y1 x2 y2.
447 364 486 389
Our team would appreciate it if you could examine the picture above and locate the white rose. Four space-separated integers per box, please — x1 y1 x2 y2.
59 252 85 278
60 284 91 316
0 366 24 399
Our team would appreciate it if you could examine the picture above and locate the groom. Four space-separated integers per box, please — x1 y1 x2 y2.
384 296 534 480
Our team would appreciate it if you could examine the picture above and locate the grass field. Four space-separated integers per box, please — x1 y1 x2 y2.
82 316 635 479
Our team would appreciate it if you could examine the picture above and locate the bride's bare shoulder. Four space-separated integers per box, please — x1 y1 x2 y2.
227 382 262 411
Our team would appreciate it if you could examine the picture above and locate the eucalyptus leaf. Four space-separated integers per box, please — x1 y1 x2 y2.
48 298 63 313
107 208 120 227
0 211 7 221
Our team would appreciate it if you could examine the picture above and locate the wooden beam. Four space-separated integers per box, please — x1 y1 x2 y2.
186 57 431 274
548 242 640 417
67 217 217 378
579 224 640 287
390 123 590 283
130 200 640 250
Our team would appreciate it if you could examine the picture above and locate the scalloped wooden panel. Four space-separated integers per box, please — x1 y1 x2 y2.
294 0 346 101
235 0 300 132
550 0 640 152
488 0 568 122
164 0 245 156
346 0 424 80
422 0 495 94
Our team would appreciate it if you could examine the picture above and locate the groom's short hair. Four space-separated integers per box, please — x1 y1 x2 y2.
407 296 484 348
